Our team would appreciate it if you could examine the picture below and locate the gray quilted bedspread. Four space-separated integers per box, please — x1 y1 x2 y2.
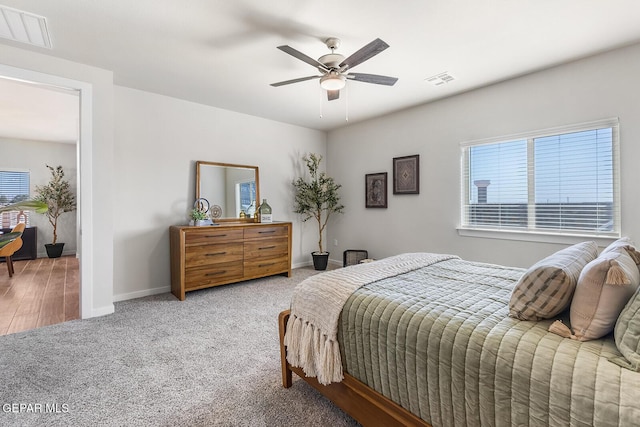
337 258 640 427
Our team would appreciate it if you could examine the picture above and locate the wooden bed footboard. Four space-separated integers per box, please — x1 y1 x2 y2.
278 310 430 427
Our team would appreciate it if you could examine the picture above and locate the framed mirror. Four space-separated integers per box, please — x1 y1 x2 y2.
196 161 259 221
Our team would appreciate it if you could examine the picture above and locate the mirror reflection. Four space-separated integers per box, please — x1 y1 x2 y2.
196 161 259 220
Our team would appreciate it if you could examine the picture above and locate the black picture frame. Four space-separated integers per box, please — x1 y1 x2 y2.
393 155 420 194
365 172 388 208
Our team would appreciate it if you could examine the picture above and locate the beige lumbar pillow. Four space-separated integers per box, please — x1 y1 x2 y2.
509 241 598 321
568 238 640 341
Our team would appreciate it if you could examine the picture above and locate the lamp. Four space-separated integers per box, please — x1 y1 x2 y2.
320 72 346 91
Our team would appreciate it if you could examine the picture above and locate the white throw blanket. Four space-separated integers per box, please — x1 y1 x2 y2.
284 252 458 385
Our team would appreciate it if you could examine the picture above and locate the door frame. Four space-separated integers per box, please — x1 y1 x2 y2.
0 63 93 319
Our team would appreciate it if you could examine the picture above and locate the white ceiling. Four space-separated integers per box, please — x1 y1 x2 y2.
1 0 640 141
0 78 78 143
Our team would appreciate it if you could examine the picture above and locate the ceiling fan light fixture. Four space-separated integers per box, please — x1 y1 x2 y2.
320 73 346 91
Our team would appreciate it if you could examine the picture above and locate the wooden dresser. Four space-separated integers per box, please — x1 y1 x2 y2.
169 222 292 300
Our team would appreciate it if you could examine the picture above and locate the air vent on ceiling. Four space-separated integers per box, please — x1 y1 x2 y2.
0 5 52 49
425 72 455 86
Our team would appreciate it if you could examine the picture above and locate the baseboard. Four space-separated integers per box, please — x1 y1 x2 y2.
329 258 342 267
113 285 171 302
91 303 114 318
292 259 342 269
36 249 77 259
292 261 313 269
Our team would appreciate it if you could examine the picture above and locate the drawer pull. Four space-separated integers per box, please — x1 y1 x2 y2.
258 263 275 268
205 251 227 256
205 234 227 238
259 246 276 250
258 230 276 234
205 271 226 277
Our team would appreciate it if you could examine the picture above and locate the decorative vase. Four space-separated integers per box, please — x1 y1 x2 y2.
259 198 272 223
45 243 65 258
312 252 329 271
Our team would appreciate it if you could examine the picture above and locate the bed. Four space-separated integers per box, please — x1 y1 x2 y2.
278 250 640 427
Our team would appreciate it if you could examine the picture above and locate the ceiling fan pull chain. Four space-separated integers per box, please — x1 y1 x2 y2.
319 86 323 118
345 84 349 122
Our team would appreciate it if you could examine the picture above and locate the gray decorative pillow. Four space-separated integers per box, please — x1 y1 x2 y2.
509 241 598 321
611 287 640 371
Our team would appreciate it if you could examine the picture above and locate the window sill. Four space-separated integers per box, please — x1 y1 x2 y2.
457 227 619 248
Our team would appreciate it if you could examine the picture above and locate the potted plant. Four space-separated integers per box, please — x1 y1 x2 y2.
190 207 209 226
292 153 344 270
34 165 77 258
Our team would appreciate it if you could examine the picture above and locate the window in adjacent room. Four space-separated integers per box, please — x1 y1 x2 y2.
0 169 31 228
236 179 256 216
460 118 619 238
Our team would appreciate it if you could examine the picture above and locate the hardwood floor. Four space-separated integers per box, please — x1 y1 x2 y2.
0 256 79 336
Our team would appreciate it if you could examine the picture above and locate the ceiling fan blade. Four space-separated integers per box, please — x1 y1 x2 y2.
270 75 321 87
277 45 329 72
348 73 398 86
339 38 389 71
327 90 340 101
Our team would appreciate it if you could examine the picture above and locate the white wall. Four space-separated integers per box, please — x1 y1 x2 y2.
327 42 640 268
5 37 638 307
113 86 326 300
0 44 115 317
0 138 77 256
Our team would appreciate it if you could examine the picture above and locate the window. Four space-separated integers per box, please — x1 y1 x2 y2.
460 119 619 238
0 169 31 228
236 180 256 216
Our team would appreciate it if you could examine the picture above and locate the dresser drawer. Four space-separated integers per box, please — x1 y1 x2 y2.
185 261 243 289
244 225 288 240
244 237 288 260
185 228 243 245
185 243 243 267
244 258 289 278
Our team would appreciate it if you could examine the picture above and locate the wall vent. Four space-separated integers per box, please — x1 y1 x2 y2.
425 72 455 86
0 5 52 49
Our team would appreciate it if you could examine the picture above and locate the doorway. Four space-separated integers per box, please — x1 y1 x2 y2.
0 64 94 328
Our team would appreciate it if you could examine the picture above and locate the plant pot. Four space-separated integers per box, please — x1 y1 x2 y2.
45 243 65 258
312 252 330 271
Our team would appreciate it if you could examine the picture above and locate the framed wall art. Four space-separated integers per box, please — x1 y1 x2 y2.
393 154 420 194
365 172 387 208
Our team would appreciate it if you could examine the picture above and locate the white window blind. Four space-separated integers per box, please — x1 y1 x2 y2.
460 119 619 238
0 170 31 228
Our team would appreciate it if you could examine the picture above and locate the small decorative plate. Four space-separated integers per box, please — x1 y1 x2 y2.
210 204 223 220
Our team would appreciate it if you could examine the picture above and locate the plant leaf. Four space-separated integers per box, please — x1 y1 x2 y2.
0 200 49 214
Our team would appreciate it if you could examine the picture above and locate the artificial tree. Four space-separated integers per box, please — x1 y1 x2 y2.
34 165 77 257
292 153 344 270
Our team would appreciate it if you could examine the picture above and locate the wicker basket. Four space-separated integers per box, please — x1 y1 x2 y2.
343 249 369 267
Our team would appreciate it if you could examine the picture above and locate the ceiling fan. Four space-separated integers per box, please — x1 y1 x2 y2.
270 37 398 101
